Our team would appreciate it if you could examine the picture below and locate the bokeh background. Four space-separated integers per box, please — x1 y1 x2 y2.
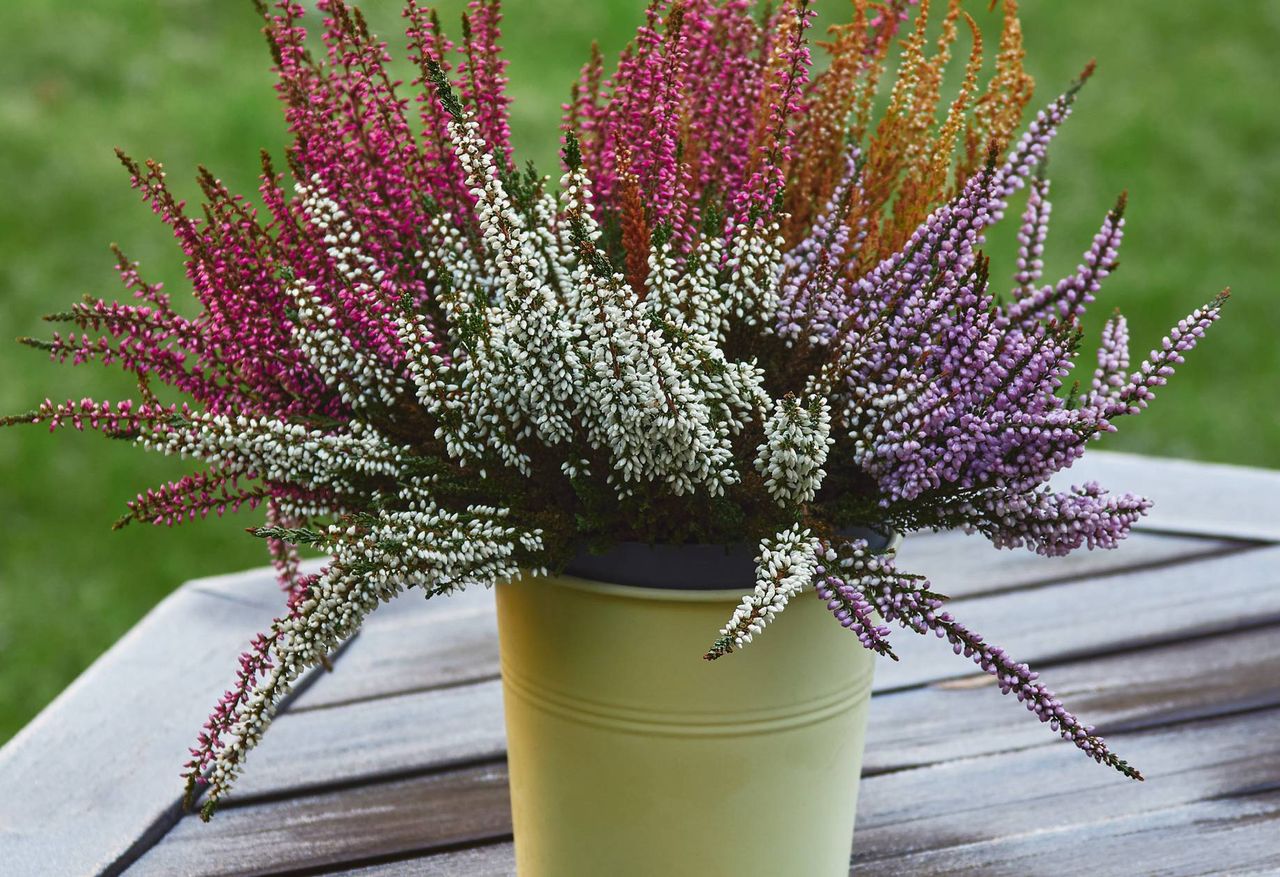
1 0 1276 741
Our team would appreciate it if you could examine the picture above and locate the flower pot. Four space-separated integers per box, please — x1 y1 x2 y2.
495 534 890 876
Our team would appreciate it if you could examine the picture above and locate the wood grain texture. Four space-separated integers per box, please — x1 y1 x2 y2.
851 708 1280 868
1057 450 1280 541
305 786 1280 877
856 790 1280 876
0 572 286 877
894 529 1241 599
287 587 500 713
230 679 505 802
126 763 512 877
329 842 516 876
865 622 1280 773
330 794 1280 877
875 544 1280 690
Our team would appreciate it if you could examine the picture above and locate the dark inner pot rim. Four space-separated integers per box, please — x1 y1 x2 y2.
563 527 895 591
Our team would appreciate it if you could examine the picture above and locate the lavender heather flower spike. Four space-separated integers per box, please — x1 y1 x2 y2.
815 574 896 657
995 61 1095 199
1009 191 1126 328
813 540 896 658
825 537 1143 780
1087 311 1131 410
961 483 1152 556
775 147 863 347
1012 171 1052 297
1105 291 1229 418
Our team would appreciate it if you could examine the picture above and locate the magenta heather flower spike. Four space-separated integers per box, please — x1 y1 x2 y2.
730 0 814 230
458 0 513 167
117 471 266 530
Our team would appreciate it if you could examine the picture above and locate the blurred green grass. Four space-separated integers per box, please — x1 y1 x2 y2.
0 1 1275 742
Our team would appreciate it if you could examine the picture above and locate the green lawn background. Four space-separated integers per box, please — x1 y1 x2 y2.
1 0 1276 741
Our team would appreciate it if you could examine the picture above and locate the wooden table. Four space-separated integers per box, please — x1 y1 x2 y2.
4 451 1280 876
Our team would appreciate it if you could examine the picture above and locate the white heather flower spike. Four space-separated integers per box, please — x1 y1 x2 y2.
196 502 542 811
284 275 406 412
435 108 580 466
706 525 822 660
141 415 409 497
755 394 834 507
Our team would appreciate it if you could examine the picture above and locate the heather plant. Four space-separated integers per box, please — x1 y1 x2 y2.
2 0 1225 819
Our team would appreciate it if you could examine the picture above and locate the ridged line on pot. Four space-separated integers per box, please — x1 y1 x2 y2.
499 655 875 738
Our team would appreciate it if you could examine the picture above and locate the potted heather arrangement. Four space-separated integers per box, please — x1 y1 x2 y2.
3 0 1226 873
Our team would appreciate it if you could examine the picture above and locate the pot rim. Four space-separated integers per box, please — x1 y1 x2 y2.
553 528 903 601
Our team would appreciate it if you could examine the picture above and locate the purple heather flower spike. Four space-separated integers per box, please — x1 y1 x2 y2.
776 147 864 347
823 537 1143 780
1009 192 1126 328
1013 173 1052 298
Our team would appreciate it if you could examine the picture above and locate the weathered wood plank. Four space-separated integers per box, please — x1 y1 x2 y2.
323 790 1280 877
329 843 515 876
0 573 293 877
231 679 505 801
894 529 1241 599
126 763 512 877
865 622 1280 773
855 790 1280 876
222 622 1280 806
255 790 1280 877
851 708 1280 866
1056 450 1280 541
875 543 1280 690
287 588 499 713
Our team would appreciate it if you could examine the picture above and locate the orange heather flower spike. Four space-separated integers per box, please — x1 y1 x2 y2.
782 0 871 243
887 12 984 247
616 147 653 297
960 0 1035 185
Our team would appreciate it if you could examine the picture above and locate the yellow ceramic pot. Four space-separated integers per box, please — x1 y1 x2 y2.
496 546 880 876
